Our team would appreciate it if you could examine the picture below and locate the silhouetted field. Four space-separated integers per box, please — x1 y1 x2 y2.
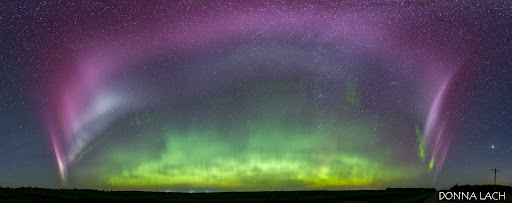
0 187 435 202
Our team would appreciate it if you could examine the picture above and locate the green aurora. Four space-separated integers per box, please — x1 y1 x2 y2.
105 123 416 190
345 80 360 107
415 125 425 161
70 82 427 191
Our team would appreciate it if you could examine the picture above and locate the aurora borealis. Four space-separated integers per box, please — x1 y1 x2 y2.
1 1 512 191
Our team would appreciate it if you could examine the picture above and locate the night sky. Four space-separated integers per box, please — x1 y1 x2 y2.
1 1 512 192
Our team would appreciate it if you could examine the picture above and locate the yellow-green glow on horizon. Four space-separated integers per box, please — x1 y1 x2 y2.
100 118 421 190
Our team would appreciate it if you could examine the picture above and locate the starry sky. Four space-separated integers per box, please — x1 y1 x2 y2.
1 1 512 191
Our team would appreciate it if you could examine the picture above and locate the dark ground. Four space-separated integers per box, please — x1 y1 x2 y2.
1 187 511 202
0 187 436 203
